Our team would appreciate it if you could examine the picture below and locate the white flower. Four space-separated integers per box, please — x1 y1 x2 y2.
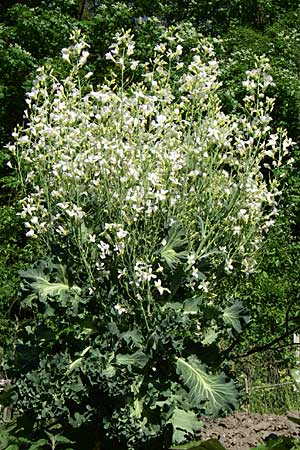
79 50 89 66
61 48 71 63
56 226 69 236
105 51 114 60
191 266 201 279
117 57 125 70
18 135 29 144
198 281 209 292
116 228 128 240
175 44 183 56
156 114 166 125
154 279 171 296
187 253 196 266
84 71 93 80
155 189 168 202
97 241 111 259
154 43 166 53
233 226 241 235
238 209 249 220
225 258 233 273
114 304 127 315
25 229 35 238
130 60 139 71
264 219 275 229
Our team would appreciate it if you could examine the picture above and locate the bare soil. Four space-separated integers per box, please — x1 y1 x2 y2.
199 412 300 450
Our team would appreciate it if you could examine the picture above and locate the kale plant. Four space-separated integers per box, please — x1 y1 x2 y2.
2 28 293 449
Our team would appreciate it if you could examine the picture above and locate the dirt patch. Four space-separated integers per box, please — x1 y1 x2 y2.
199 412 300 450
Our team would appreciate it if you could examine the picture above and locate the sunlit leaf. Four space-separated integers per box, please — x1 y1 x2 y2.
176 356 238 416
19 266 81 299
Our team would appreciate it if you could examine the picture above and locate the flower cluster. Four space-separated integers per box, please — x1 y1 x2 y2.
9 30 293 317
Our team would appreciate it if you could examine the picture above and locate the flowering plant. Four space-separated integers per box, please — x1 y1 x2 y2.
6 28 292 449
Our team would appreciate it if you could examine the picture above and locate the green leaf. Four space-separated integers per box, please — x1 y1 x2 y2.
19 265 81 299
176 356 238 416
103 362 116 378
31 279 71 297
163 302 183 312
120 328 143 346
223 301 250 333
201 328 219 345
102 352 116 378
160 222 188 270
116 349 149 369
169 408 202 444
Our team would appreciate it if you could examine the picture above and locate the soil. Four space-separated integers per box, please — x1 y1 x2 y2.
199 411 300 450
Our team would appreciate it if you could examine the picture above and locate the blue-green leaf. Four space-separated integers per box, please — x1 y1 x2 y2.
160 222 188 270
176 356 238 416
169 408 202 444
223 301 250 333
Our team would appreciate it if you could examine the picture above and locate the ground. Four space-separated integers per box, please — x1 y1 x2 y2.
199 412 300 449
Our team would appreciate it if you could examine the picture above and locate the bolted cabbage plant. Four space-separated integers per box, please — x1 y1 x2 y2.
4 28 293 449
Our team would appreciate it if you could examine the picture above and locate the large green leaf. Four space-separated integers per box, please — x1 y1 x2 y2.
223 301 250 333
19 266 81 298
116 349 149 369
176 356 238 416
169 408 202 444
31 279 71 298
